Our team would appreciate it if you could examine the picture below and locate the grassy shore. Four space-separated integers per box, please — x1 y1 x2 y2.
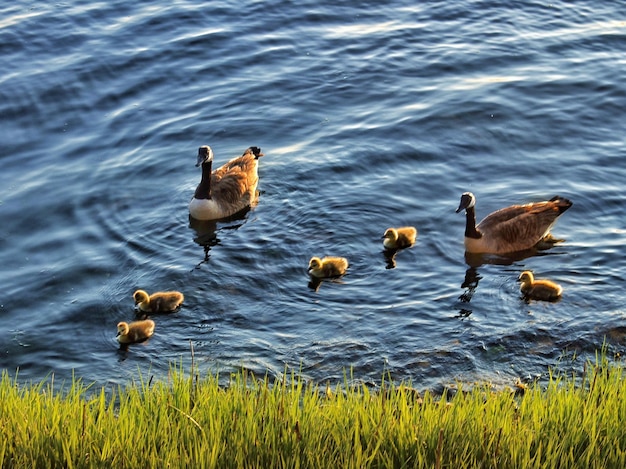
1 356 626 468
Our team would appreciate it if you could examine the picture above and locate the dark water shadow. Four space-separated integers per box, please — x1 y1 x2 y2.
463 236 568 268
133 305 182 320
307 275 347 292
116 337 152 357
464 248 539 269
383 249 397 269
188 206 252 268
308 276 323 292
456 267 482 319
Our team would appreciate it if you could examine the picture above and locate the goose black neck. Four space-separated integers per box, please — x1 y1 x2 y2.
194 160 213 199
465 206 481 239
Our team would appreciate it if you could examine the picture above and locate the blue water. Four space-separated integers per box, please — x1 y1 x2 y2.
1 0 625 391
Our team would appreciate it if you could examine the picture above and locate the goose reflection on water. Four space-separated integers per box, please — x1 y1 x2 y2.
188 205 252 267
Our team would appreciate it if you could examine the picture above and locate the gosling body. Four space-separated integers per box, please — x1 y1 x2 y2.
189 145 264 221
456 192 572 254
308 256 349 279
382 226 418 250
117 319 156 344
134 289 184 314
518 271 563 301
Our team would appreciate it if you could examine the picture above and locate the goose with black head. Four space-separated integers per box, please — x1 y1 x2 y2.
189 145 264 221
456 192 572 254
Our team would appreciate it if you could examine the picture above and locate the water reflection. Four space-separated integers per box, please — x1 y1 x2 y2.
464 249 537 269
308 276 323 292
188 207 251 266
307 276 347 292
459 267 482 304
383 249 398 269
188 216 219 264
116 339 152 356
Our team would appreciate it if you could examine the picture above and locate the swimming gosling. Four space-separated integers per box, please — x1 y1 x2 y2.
134 289 184 314
518 271 563 302
456 192 572 254
117 319 155 344
308 256 349 279
382 226 417 250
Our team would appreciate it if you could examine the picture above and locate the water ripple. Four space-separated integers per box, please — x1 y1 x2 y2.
0 0 625 388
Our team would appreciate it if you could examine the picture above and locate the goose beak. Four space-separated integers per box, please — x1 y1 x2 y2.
196 146 213 167
116 331 121 337
456 192 475 213
456 195 469 213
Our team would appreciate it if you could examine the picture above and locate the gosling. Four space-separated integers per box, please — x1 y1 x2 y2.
308 256 349 279
117 319 155 344
382 226 417 250
518 271 563 302
134 289 184 314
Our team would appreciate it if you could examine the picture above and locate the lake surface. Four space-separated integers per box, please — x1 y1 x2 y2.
1 0 625 392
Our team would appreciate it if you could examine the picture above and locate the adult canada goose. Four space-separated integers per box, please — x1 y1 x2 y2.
133 289 184 314
117 319 155 344
382 226 418 250
518 270 563 301
308 256 349 279
189 145 264 221
456 192 572 254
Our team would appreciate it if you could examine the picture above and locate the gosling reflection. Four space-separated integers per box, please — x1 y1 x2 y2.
308 276 323 292
383 249 398 269
307 275 349 292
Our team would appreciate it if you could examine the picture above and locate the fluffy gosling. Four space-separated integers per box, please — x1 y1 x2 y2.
382 226 417 250
308 256 349 279
134 289 184 314
518 270 563 301
117 319 155 344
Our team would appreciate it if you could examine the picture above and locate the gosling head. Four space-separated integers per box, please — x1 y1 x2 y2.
116 322 130 337
456 192 476 213
308 257 322 272
518 271 535 284
133 290 150 305
382 228 399 242
196 145 214 167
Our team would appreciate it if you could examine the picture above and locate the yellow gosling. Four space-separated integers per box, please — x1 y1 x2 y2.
308 256 349 279
518 270 563 302
382 226 418 250
133 289 184 314
117 319 155 344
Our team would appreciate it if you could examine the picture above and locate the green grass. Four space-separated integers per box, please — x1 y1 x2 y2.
2 356 626 468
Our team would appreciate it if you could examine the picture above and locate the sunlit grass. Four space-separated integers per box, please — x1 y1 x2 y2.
2 354 626 468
